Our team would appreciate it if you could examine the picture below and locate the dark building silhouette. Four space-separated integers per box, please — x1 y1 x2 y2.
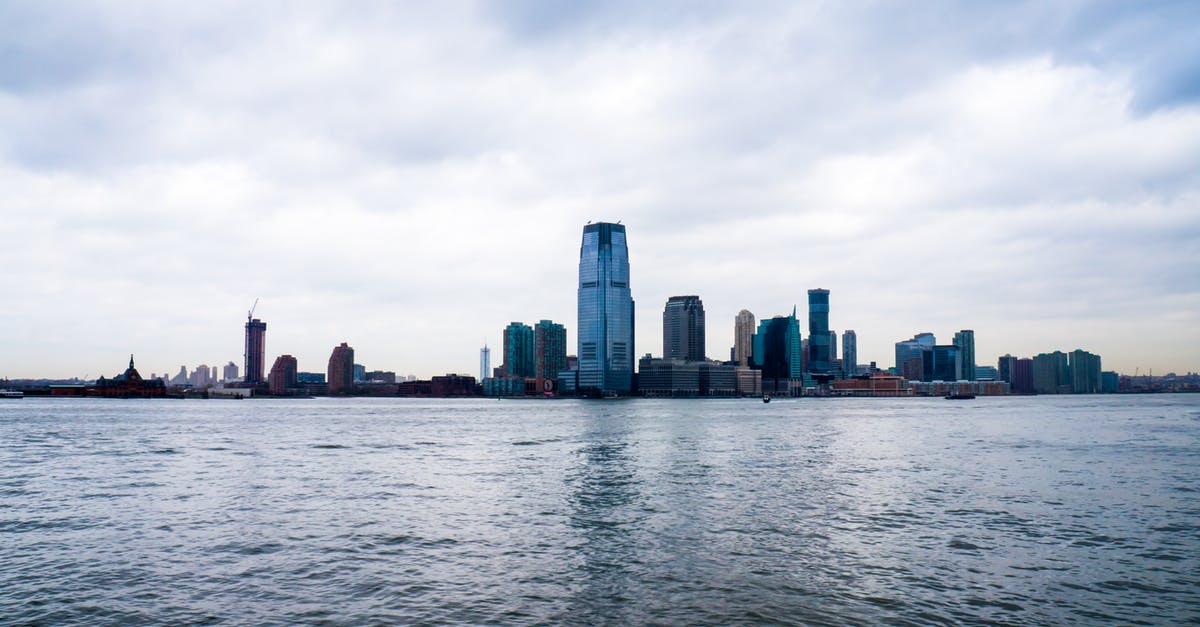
87 355 167 398
268 355 298 395
923 345 961 382
244 317 267 385
752 309 803 393
662 295 706 361
327 343 355 395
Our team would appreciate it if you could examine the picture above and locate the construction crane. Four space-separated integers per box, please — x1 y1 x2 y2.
247 298 259 322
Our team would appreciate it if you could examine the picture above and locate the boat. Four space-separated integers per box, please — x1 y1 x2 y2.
945 392 975 400
0 389 24 399
762 394 770 403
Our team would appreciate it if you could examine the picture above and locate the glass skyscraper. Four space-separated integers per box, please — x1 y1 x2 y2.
807 289 831 374
577 222 634 395
662 295 705 361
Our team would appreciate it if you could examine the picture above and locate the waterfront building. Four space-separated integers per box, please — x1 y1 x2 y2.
662 296 706 361
534 320 568 381
975 365 998 380
832 374 912 397
503 322 535 379
327 342 355 395
636 355 738 397
842 330 857 377
268 355 298 395
1032 351 1071 394
807 289 831 375
922 345 961 382
894 333 935 375
297 372 325 384
1101 371 1120 393
1069 349 1102 394
953 330 976 381
244 317 267 385
365 371 396 384
577 222 634 395
479 344 490 382
1012 358 1034 394
222 361 238 382
998 354 1016 383
752 309 803 394
734 310 755 367
482 376 527 397
87 355 167 398
352 364 366 383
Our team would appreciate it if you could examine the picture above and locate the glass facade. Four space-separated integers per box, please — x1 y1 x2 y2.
751 310 802 381
953 330 976 381
503 322 535 378
577 223 634 394
807 289 830 374
662 295 706 361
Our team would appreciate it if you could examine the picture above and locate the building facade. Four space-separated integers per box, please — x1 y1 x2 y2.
923 345 961 382
752 309 803 392
734 309 755 367
807 289 831 375
244 317 267 385
577 222 634 395
662 295 706 361
503 322 535 378
895 332 935 375
327 342 355 395
1069 349 1102 394
953 330 976 381
842 330 857 377
534 320 567 381
268 355 298 395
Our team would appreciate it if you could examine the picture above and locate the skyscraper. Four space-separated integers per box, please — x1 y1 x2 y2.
268 355 297 395
662 295 705 361
807 289 830 375
577 222 634 395
734 309 755 367
479 344 491 382
503 322 535 378
953 330 976 381
327 342 355 395
752 308 803 390
244 317 267 385
842 330 857 376
534 320 568 381
1069 349 1102 394
895 332 936 377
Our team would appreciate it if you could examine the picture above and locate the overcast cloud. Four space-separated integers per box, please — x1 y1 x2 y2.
2 1 1198 379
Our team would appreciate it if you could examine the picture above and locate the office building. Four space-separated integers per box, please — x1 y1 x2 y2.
636 356 738 397
297 372 325 384
222 361 238 382
268 355 298 395
842 330 857 377
895 332 936 379
752 308 803 393
734 309 755 367
1069 349 1102 394
479 344 491 382
923 345 961 382
577 222 634 395
662 295 706 361
534 320 568 381
503 322 535 378
244 317 267 385
953 330 976 381
327 342 355 395
807 289 831 375
353 364 366 383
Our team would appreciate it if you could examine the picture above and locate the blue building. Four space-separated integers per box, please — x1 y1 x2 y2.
807 289 831 375
923 345 961 382
752 308 803 392
503 322 535 378
577 222 635 395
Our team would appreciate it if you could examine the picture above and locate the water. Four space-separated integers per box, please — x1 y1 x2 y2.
2 395 1198 625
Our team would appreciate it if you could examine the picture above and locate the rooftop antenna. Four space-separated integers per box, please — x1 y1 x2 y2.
247 297 259 322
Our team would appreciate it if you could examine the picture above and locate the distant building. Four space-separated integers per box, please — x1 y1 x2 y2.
268 355 298 395
734 310 755 367
1032 351 1071 394
923 345 961 382
807 289 831 375
895 333 935 374
503 322 535 378
832 374 912 397
479 344 491 382
365 370 396 384
222 361 238 382
663 295 706 361
577 222 634 395
1101 371 1119 393
244 317 267 385
87 355 167 398
297 372 326 384
953 330 976 381
975 365 998 380
1069 349 1102 394
842 330 858 377
752 308 803 394
353 364 366 383
534 320 568 381
327 343 355 395
637 356 738 397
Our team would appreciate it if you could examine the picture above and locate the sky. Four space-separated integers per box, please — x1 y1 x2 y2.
2 1 1198 380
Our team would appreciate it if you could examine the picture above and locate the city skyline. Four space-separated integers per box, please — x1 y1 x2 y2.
2 4 1198 379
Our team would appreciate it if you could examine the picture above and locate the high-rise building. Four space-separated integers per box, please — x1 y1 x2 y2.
1032 351 1071 394
895 332 935 375
734 310 755 367
268 355 298 395
663 295 706 361
1069 349 1102 394
953 330 976 381
327 342 355 395
842 330 857 377
480 344 491 382
222 361 238 383
534 320 567 381
244 317 267 385
577 222 634 395
923 345 961 382
752 308 803 390
807 289 830 375
503 322 535 378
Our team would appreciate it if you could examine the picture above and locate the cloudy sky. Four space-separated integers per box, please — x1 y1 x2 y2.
2 1 1198 380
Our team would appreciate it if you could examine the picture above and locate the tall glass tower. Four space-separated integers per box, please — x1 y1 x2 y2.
807 289 830 374
577 222 634 395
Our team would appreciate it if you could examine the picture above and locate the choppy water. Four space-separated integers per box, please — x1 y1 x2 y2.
1 395 1198 625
